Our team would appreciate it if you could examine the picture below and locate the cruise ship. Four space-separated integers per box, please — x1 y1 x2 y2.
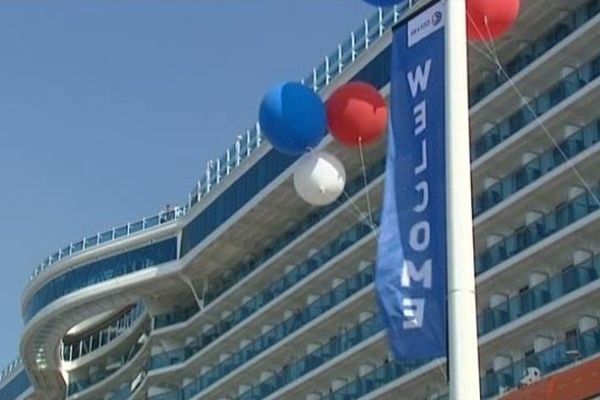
3 0 600 399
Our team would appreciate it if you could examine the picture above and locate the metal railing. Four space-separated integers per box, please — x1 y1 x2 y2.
28 206 184 285
0 358 22 383
60 303 145 363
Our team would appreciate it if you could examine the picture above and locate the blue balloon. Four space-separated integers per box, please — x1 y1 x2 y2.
362 0 400 6
259 82 326 155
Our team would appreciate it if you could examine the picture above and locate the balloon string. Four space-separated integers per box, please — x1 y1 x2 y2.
358 137 376 228
343 190 377 231
466 11 600 209
306 145 376 230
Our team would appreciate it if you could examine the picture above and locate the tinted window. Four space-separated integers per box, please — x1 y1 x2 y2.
24 238 177 322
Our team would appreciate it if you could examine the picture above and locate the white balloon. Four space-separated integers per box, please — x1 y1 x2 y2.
294 151 346 206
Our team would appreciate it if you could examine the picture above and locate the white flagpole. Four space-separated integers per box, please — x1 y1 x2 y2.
445 0 481 398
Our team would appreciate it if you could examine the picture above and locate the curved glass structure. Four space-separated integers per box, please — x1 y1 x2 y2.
67 327 150 396
29 207 183 283
61 303 146 362
24 238 177 322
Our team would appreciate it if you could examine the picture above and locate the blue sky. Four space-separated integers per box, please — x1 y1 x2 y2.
0 0 375 369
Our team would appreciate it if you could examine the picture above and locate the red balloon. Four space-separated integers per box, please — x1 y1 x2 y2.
467 0 520 41
326 82 388 147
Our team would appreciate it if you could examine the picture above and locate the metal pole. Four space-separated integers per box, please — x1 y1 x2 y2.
445 0 481 398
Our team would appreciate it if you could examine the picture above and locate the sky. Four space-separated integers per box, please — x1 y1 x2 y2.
0 0 375 370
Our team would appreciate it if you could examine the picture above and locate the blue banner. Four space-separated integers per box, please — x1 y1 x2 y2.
376 0 448 360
